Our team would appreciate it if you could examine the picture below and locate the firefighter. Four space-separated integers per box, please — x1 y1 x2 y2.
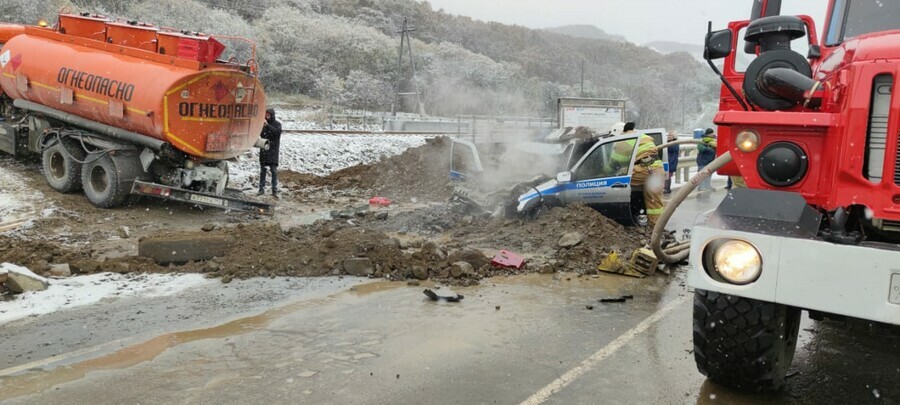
258 108 283 198
610 122 665 225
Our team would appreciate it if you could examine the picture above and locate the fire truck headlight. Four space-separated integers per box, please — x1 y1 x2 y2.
736 130 760 153
706 239 762 285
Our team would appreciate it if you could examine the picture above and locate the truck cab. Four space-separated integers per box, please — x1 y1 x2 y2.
686 0 900 393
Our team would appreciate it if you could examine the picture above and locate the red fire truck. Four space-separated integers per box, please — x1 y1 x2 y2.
688 0 900 391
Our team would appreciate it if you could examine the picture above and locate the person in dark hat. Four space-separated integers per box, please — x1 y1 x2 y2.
696 128 717 191
258 108 282 198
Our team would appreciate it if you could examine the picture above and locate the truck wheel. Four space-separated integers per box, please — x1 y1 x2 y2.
692 289 801 392
81 153 140 208
42 139 85 193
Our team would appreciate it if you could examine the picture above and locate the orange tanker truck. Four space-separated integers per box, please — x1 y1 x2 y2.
0 13 271 213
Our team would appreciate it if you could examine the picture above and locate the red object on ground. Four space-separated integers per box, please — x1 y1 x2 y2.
491 250 525 269
369 197 392 206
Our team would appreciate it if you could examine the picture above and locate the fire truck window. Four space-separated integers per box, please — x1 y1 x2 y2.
735 27 756 73
843 0 900 41
574 140 634 180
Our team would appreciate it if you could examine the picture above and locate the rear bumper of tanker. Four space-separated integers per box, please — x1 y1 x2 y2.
131 181 273 215
688 225 900 326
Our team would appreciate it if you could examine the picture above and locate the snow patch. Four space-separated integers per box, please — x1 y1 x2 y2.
1 262 49 284
228 134 428 190
0 272 214 325
0 159 45 227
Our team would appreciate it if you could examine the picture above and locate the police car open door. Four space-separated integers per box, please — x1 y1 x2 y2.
560 135 637 222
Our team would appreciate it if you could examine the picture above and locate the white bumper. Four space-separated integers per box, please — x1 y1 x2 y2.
688 225 900 325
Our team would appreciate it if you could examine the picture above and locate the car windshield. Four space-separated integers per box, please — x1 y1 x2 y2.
828 0 900 44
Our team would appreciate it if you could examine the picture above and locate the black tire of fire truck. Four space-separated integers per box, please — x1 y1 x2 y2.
42 138 86 193
81 153 142 208
693 289 802 392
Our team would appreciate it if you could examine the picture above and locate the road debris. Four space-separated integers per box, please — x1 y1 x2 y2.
558 232 584 248
629 248 659 276
491 250 525 270
369 197 392 207
599 295 634 303
423 288 463 302
597 252 644 278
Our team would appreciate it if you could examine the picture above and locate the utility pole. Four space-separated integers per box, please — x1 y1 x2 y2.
392 17 425 116
580 59 585 97
681 83 686 132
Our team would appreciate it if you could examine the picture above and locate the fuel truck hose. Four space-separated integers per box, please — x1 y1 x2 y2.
650 141 734 264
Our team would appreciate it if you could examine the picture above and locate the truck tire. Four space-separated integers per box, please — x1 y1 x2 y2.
692 289 801 392
42 139 85 193
81 153 141 208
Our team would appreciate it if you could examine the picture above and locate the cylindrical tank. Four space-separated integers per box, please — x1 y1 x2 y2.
0 30 266 160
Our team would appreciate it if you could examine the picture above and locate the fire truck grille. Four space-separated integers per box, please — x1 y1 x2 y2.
895 128 900 186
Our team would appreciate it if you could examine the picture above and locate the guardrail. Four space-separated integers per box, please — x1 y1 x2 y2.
281 130 456 136
674 144 699 183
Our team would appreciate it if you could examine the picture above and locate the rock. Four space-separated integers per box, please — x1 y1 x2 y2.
48 263 72 278
201 223 221 232
537 264 555 274
450 261 474 278
343 258 374 277
2 263 49 293
118 226 131 239
32 260 50 275
221 275 233 284
375 212 389 221
407 280 421 286
411 265 428 280
139 235 231 265
558 232 584 248
70 259 100 274
204 261 221 272
410 237 425 249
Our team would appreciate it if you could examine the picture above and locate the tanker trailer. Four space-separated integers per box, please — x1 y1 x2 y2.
0 13 271 214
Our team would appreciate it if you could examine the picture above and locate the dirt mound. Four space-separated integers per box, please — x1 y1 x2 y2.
0 238 89 275
281 137 454 201
368 203 650 273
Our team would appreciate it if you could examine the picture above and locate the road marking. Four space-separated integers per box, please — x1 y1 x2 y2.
520 295 690 405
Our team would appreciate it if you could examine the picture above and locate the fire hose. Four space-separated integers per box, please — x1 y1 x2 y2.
649 138 734 264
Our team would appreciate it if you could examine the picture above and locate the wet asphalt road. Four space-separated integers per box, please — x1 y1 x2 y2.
1 189 898 404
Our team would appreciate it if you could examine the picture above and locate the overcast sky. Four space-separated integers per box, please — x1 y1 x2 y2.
423 0 830 45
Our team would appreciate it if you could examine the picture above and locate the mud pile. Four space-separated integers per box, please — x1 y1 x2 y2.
368 204 650 272
281 137 454 202
0 238 89 275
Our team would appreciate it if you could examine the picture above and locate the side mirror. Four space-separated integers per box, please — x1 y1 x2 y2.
557 171 572 183
808 44 821 59
705 29 733 60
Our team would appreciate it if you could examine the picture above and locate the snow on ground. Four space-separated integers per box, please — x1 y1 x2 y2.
229 134 428 190
0 159 44 225
0 272 214 325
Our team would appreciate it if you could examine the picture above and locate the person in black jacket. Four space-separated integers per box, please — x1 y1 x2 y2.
258 108 282 197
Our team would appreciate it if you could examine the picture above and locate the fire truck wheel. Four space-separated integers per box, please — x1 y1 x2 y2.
42 139 86 193
81 153 139 208
692 289 801 392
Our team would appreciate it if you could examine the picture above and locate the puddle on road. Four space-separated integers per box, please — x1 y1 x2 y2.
0 272 672 399
0 281 400 400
